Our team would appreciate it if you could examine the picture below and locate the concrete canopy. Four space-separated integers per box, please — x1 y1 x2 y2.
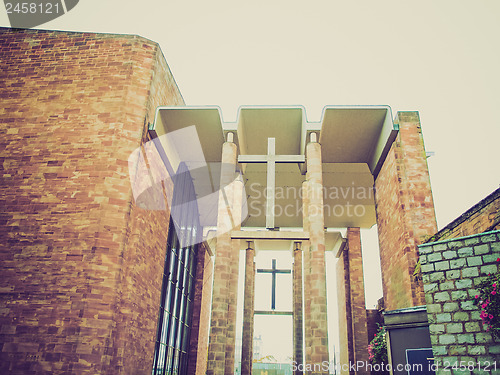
319 106 397 176
152 105 396 229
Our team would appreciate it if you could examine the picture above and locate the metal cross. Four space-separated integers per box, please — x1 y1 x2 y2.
238 138 305 229
256 259 291 310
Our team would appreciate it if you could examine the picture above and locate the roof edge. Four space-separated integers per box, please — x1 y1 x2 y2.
0 26 159 47
425 188 500 244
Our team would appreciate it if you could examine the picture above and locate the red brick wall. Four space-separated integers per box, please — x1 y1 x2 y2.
365 309 383 345
336 228 370 375
346 228 369 375
112 32 184 375
187 243 213 375
197 247 214 375
0 28 184 374
336 246 354 375
374 112 437 311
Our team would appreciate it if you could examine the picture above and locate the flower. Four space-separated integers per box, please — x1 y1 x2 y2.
368 324 387 365
474 268 500 339
496 258 500 262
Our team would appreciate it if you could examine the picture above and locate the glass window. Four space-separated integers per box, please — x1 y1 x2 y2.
152 163 201 375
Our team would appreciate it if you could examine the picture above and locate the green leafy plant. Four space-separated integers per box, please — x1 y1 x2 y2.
413 259 422 282
368 325 387 364
473 257 500 339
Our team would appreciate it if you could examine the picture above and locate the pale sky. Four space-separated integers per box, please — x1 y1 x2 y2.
2 0 499 366
2 0 496 227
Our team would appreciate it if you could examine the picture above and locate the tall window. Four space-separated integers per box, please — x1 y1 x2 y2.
152 163 201 375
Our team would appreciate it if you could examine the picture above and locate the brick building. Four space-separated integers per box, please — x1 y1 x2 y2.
1 27 443 375
0 27 213 374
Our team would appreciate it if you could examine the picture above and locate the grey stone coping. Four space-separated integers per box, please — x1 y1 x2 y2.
418 229 500 249
383 305 429 328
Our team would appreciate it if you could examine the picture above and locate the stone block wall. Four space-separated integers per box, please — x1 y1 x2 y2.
419 230 500 372
374 112 438 311
0 28 191 374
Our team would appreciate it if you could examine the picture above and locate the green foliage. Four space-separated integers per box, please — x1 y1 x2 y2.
413 259 422 281
473 258 500 339
368 324 387 364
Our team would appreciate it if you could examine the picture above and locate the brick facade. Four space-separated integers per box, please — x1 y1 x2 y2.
188 243 214 375
0 28 210 374
335 111 437 374
346 228 370 374
336 242 354 375
374 112 438 311
241 244 255 375
366 309 383 343
1 27 459 375
419 231 500 373
336 228 371 375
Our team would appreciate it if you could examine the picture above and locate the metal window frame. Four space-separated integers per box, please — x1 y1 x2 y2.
152 163 201 375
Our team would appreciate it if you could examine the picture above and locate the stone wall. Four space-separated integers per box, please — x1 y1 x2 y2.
0 28 189 374
374 112 438 311
419 230 500 371
428 188 500 243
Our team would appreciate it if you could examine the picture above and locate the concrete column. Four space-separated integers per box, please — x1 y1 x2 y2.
207 133 237 375
241 241 255 375
225 177 244 375
293 242 304 375
304 133 329 373
346 228 369 375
